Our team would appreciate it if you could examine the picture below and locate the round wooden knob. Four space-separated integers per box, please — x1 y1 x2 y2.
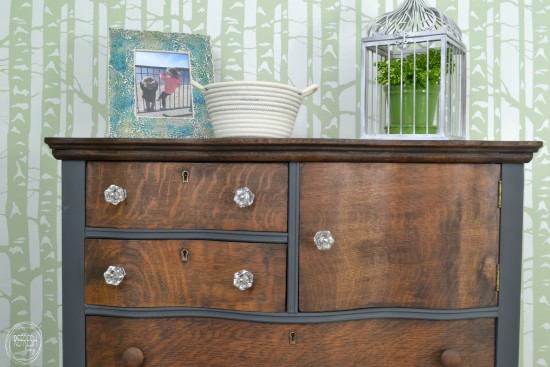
123 347 144 367
441 349 462 367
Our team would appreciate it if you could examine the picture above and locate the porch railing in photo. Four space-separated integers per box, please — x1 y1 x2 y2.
135 65 192 114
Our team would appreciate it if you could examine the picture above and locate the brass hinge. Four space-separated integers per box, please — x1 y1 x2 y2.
498 179 503 208
496 263 500 293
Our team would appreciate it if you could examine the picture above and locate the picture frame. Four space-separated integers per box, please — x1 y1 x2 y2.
108 28 214 138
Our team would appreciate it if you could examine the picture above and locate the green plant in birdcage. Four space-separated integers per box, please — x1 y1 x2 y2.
376 48 444 87
376 48 449 134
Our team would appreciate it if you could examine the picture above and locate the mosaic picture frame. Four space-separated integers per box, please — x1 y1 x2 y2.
108 28 214 138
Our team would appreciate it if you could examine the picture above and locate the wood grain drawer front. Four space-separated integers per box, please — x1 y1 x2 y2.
85 239 287 312
86 316 495 367
300 163 500 311
86 162 288 231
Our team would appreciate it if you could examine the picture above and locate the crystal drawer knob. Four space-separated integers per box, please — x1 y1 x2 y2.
314 231 335 250
233 269 254 291
233 187 255 208
104 265 126 286
104 184 127 205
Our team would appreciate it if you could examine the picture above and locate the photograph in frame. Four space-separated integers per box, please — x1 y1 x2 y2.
109 28 214 138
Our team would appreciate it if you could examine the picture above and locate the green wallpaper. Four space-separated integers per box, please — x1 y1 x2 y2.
0 1 548 366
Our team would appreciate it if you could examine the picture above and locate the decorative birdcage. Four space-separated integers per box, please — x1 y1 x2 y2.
361 0 467 139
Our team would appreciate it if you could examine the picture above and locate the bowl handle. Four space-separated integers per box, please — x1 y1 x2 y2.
301 84 319 97
191 80 207 92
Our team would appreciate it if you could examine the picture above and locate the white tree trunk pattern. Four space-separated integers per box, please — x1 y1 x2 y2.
0 1 548 366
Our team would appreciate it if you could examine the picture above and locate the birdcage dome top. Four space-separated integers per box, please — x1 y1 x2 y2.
366 0 462 41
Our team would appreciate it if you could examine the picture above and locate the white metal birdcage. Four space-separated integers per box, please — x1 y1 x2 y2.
361 0 467 139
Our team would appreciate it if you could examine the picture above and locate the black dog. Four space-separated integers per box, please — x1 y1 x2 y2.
140 77 159 112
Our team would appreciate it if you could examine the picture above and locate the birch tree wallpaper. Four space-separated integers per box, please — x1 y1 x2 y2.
0 0 548 366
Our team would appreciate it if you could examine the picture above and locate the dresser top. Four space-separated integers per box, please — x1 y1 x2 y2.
44 138 542 163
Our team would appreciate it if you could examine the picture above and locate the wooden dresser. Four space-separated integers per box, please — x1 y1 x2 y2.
45 138 541 367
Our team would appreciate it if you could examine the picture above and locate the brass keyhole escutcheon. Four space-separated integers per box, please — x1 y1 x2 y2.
180 248 189 263
182 169 190 183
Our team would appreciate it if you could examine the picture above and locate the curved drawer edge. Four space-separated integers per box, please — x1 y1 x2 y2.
85 305 499 323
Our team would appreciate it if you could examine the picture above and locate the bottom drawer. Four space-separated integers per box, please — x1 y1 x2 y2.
86 316 495 366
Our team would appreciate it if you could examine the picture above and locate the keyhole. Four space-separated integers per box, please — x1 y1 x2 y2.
288 331 297 345
180 248 189 263
182 170 190 183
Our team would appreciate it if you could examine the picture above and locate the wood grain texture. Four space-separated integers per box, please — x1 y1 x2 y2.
45 137 542 163
299 163 500 311
86 317 495 367
85 239 287 311
86 162 288 231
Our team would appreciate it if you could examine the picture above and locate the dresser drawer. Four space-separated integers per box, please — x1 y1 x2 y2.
86 162 288 231
86 316 494 366
85 239 287 312
300 163 500 311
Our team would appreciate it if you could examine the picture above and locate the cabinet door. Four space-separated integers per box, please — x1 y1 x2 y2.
86 316 494 367
300 163 500 311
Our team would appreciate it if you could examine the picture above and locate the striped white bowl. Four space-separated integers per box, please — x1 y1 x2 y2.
192 80 318 138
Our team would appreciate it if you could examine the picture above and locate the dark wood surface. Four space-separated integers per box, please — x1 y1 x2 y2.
85 239 287 311
45 137 542 163
299 163 500 311
86 316 495 367
86 162 288 231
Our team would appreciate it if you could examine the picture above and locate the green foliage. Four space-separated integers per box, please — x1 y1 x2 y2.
377 48 446 88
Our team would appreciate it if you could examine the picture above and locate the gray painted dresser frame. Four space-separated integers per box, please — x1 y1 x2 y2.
45 138 542 367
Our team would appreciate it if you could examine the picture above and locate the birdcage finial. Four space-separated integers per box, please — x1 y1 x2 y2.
366 0 462 41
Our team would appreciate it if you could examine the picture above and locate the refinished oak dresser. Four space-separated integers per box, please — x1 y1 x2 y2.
45 138 542 367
